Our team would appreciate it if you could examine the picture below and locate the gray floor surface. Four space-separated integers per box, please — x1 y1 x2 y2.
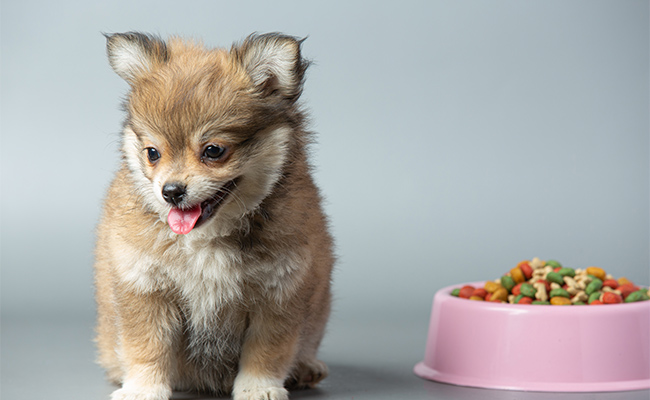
2 315 648 400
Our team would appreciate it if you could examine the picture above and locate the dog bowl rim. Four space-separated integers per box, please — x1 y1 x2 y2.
434 281 650 314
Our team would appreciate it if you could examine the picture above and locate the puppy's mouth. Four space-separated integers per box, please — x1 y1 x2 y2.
166 179 238 235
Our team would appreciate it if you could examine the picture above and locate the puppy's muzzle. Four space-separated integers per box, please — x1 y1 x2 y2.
162 182 187 207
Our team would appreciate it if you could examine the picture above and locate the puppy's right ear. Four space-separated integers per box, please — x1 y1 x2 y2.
105 32 168 82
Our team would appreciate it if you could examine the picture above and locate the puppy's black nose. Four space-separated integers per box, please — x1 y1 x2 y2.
162 182 187 206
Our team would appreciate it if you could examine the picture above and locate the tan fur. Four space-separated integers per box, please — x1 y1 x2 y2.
95 32 333 400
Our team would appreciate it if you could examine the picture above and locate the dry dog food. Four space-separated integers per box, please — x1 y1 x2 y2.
451 258 650 305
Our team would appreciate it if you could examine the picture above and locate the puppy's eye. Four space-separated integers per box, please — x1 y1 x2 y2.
146 147 161 163
202 145 227 161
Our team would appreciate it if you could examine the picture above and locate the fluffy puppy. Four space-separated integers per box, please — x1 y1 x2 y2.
94 32 334 400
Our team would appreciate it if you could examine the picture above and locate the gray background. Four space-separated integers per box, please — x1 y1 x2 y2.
1 1 649 399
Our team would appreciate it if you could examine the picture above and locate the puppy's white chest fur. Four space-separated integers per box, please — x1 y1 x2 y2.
172 238 245 299
116 232 306 319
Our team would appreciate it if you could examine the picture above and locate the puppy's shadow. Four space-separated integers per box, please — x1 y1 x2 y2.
308 362 417 399
169 384 329 399
170 363 412 399
171 390 227 399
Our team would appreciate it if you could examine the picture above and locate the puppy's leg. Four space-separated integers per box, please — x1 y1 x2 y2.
232 311 300 400
95 259 124 385
286 289 331 390
111 289 180 400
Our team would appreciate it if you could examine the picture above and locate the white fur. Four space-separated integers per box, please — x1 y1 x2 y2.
122 127 169 221
113 231 308 312
109 39 155 82
111 382 170 400
233 374 287 400
112 244 166 293
112 362 172 400
224 126 291 214
243 41 298 96
122 127 143 176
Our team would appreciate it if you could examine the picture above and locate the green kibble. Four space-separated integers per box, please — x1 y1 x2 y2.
574 301 586 305
546 260 562 269
585 278 603 295
549 288 570 298
546 272 565 285
451 288 461 297
532 300 551 305
520 283 537 298
624 290 650 303
557 268 576 278
514 294 525 304
501 275 516 292
588 291 602 304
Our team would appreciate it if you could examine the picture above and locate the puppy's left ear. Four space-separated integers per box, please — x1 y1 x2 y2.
232 33 309 101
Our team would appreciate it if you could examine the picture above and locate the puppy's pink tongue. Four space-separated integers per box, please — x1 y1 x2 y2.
167 205 201 235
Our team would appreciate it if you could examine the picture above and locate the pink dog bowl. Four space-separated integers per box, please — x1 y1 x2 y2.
414 282 650 392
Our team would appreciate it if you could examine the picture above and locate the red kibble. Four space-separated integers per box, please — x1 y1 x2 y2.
485 292 492 301
590 300 604 305
519 263 533 280
554 267 561 272
458 285 475 299
619 283 639 299
472 288 487 299
512 283 523 296
602 292 623 304
602 279 619 289
518 296 533 305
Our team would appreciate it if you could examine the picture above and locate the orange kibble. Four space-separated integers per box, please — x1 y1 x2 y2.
484 281 502 293
509 267 525 284
586 266 606 281
492 287 509 302
590 300 604 305
469 295 485 301
617 277 632 286
550 297 572 305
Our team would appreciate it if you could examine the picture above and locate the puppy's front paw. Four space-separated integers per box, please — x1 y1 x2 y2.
286 359 328 389
233 386 288 400
110 384 170 400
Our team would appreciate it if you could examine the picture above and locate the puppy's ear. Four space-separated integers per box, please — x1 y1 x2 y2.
232 33 309 101
105 32 168 82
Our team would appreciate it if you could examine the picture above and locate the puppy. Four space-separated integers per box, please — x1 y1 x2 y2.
94 32 334 400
